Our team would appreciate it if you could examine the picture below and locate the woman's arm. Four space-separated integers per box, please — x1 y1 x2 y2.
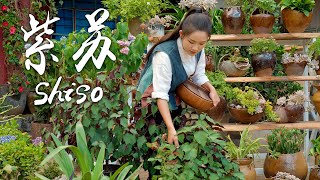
157 99 179 148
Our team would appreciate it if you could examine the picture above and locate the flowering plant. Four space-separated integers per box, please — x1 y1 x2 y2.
281 52 310 64
148 15 172 27
7 74 29 95
276 90 305 106
0 2 24 65
179 0 218 10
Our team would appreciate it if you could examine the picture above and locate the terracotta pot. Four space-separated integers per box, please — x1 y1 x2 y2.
176 80 214 111
228 107 263 124
263 151 308 180
276 105 304 123
199 97 227 122
235 158 256 180
128 17 143 36
222 6 245 34
315 56 320 75
250 14 275 34
283 61 307 76
252 52 277 77
309 167 320 180
27 91 37 113
316 154 320 165
282 8 313 33
219 55 250 77
30 122 53 139
312 84 320 115
205 55 215 71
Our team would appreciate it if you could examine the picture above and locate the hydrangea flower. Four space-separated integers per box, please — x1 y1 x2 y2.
120 47 130 55
32 137 43 146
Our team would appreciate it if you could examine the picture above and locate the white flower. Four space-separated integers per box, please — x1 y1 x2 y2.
255 106 263 113
179 0 217 10
276 97 286 106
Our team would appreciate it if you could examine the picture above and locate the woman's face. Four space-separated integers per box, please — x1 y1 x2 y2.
179 30 209 56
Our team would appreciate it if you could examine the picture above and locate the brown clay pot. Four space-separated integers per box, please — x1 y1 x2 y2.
283 61 307 76
222 6 245 34
315 56 320 75
205 55 215 71
309 167 320 180
27 91 37 113
263 151 308 180
30 122 53 139
219 55 250 77
316 154 320 165
252 52 277 77
228 107 263 124
250 14 275 34
128 17 143 36
312 84 320 115
282 8 313 33
235 158 256 180
275 105 304 123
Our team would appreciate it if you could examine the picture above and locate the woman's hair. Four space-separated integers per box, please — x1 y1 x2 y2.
145 7 212 60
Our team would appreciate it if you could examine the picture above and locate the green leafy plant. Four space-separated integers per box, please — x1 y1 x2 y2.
229 86 279 122
206 71 235 101
148 114 244 179
35 121 141 180
309 37 320 58
310 136 320 157
267 127 305 158
225 128 264 159
204 41 215 57
279 0 315 16
225 0 243 6
249 38 279 55
102 0 169 22
38 160 62 180
228 48 249 62
7 74 29 95
253 0 278 14
0 120 45 179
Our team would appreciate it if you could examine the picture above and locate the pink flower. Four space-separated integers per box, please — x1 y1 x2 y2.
2 5 7 11
117 40 131 47
18 86 24 93
2 22 8 27
120 47 129 55
26 81 30 85
9 26 16 34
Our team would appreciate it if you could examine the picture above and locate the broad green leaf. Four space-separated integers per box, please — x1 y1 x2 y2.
76 76 84 84
110 162 129 180
137 136 147 149
123 133 136 145
76 122 93 170
194 131 207 147
117 165 133 180
184 148 197 160
92 143 106 180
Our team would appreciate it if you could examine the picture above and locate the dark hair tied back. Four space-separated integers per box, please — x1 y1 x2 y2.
145 7 212 60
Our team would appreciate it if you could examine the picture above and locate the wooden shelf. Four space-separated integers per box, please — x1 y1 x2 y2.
210 33 320 46
224 76 320 83
221 121 320 132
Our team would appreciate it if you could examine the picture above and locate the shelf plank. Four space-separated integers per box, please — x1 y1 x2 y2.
224 76 320 83
221 121 320 132
210 33 320 41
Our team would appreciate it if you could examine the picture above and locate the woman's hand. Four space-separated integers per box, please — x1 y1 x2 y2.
209 89 220 106
168 128 179 148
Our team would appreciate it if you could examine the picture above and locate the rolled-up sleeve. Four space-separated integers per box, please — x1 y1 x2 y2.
192 50 209 85
151 52 172 101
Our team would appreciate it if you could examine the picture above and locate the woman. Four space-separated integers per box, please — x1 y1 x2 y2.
137 7 220 148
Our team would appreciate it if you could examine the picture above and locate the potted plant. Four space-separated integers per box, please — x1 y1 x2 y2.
102 0 169 35
0 74 28 116
250 0 278 34
264 127 308 179
309 37 320 74
146 15 171 37
249 38 279 76
309 136 320 180
221 0 246 34
228 86 279 124
204 41 215 71
225 128 264 179
218 48 250 77
281 47 311 76
274 90 305 123
279 0 315 33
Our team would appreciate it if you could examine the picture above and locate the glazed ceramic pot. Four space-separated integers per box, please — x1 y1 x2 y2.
0 85 27 115
282 8 313 33
264 151 308 180
252 52 277 76
222 6 245 34
250 13 275 34
219 55 250 77
228 107 263 124
235 158 256 180
205 55 215 71
275 105 304 123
